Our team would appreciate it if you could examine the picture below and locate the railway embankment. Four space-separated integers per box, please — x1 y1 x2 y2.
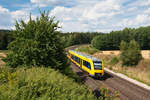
71 45 150 100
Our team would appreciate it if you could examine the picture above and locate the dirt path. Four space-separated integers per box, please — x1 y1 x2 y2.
0 53 6 67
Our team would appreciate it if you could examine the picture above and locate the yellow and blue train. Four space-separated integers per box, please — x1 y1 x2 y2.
67 50 104 77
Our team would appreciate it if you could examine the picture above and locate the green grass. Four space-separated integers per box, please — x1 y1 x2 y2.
75 45 100 54
109 57 119 66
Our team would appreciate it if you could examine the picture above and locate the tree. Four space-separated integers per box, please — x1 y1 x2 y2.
91 35 106 50
120 40 142 66
3 11 67 69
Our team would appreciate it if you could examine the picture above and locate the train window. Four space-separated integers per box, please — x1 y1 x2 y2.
87 62 91 69
71 55 74 60
93 61 102 70
71 55 80 64
83 60 91 69
75 56 77 62
71 55 73 59
77 58 80 64
78 58 80 64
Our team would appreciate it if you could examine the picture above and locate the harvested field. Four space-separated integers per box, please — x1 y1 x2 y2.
102 50 150 59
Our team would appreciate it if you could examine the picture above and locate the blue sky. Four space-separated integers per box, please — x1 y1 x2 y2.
0 0 150 32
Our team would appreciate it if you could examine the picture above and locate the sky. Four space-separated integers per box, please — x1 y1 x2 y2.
0 0 150 32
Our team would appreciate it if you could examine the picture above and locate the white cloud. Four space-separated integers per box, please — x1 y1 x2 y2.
116 14 150 28
31 0 61 7
0 5 35 29
0 6 9 12
128 0 150 7
144 8 150 14
0 6 12 29
49 0 123 32
1 0 150 32
30 0 75 7
136 14 150 24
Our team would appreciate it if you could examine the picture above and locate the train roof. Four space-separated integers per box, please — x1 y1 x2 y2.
69 50 102 62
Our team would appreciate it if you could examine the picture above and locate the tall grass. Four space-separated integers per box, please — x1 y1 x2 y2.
0 67 97 100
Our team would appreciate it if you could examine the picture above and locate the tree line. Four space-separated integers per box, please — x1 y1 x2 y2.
61 32 103 47
1 26 150 51
92 27 150 50
0 30 103 50
0 30 13 50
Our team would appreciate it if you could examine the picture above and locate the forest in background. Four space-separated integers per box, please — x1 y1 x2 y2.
0 25 150 50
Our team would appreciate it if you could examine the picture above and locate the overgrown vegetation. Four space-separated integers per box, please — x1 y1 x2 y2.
120 40 142 66
0 67 97 100
75 45 99 54
99 85 120 100
0 66 121 100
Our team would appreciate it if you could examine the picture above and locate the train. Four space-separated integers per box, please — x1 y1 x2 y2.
67 50 104 77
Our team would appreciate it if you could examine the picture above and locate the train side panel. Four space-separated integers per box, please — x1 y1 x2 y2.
68 50 104 76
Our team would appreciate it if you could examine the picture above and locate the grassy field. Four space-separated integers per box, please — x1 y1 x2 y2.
75 45 150 86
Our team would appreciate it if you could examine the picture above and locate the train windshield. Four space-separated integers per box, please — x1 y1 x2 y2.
94 61 102 70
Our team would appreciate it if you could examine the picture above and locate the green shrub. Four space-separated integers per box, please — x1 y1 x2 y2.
120 40 142 66
3 11 67 70
99 86 120 100
75 45 99 54
0 67 96 100
109 57 119 65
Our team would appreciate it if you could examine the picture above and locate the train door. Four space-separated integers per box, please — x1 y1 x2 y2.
80 59 82 67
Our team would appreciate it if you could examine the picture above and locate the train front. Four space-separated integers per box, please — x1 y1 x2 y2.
93 60 104 78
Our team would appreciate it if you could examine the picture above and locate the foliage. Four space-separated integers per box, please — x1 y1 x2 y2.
3 11 67 69
98 86 120 100
91 27 150 50
120 40 142 66
1 26 150 51
0 67 97 100
75 45 99 54
91 35 111 50
109 57 119 65
0 30 13 50
61 32 103 48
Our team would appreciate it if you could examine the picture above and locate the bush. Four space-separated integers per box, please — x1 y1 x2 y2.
0 67 96 100
120 40 142 66
3 11 67 69
98 85 120 100
109 57 119 65
75 45 99 54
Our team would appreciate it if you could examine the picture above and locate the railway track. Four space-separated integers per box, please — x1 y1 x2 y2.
67 45 150 100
